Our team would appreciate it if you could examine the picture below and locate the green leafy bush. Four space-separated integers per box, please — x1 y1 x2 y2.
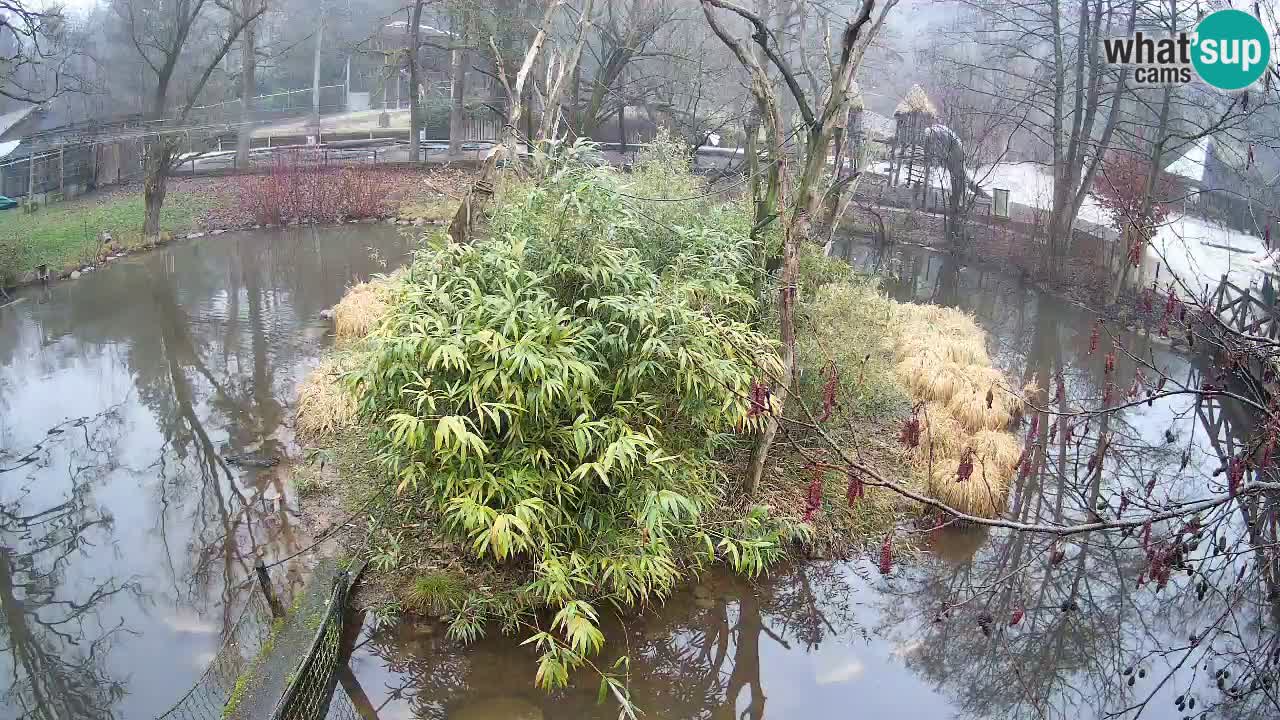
348 155 799 688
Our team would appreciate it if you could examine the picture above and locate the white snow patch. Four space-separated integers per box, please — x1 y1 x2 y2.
1165 139 1209 183
1148 214 1274 293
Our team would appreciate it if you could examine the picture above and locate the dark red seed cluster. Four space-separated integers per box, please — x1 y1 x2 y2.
1088 322 1101 355
1127 238 1143 267
956 448 975 483
846 467 865 506
748 380 772 418
879 534 893 575
1144 543 1180 590
803 465 823 522
1228 457 1245 497
818 362 839 423
899 407 922 449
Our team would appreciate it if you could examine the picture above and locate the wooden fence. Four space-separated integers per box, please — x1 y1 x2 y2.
1211 275 1280 340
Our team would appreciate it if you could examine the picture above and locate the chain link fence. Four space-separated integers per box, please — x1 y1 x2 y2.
154 588 280 720
270 572 350 720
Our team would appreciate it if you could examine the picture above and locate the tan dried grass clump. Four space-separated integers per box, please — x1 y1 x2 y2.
332 270 404 342
927 459 1010 519
296 357 358 437
887 301 1025 518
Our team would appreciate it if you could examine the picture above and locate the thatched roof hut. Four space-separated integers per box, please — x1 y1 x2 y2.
894 84 937 118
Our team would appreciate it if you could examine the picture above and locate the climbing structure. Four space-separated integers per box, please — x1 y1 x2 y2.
886 84 938 192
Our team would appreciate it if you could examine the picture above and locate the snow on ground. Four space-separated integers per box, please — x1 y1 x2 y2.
871 157 1280 293
1149 214 1275 293
870 160 1110 226
976 162 1111 227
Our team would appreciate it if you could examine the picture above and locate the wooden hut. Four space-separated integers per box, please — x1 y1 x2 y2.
887 85 938 191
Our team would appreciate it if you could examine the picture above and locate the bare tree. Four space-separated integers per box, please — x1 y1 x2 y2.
447 0 562 244
114 0 267 239
950 0 1135 277
234 0 268 169
0 1 82 103
701 0 894 494
407 0 426 161
535 0 595 147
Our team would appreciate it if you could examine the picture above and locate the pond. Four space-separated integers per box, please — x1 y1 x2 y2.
0 225 413 720
0 230 1268 720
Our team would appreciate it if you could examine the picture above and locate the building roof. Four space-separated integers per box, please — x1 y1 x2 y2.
0 105 37 140
1165 138 1209 182
383 20 455 37
895 85 937 116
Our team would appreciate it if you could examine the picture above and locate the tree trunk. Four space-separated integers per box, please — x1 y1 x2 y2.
448 47 466 155
236 8 257 169
536 0 594 148
448 2 562 244
312 2 325 128
407 1 425 162
1108 5 1172 306
143 142 172 239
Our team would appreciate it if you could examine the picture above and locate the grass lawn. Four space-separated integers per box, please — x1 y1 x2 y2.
0 187 217 280
0 168 471 286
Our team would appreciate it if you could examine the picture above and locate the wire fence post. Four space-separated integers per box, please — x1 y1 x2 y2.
26 152 35 210
256 559 285 619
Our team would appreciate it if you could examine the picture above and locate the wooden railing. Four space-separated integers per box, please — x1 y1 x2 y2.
1212 275 1280 340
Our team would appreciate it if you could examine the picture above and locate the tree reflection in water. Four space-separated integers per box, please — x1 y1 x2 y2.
0 225 413 719
0 409 138 720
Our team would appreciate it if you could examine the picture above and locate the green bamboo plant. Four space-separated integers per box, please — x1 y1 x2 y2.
347 146 802 690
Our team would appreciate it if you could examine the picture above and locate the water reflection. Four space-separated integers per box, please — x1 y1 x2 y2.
348 238 1275 719
0 225 412 719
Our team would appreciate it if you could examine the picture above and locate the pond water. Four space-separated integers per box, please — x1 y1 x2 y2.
0 225 413 720
341 239 1273 720
0 230 1269 720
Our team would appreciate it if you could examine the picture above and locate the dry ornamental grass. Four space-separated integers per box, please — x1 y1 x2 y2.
889 303 1024 518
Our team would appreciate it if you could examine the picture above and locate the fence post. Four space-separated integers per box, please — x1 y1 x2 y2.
255 559 285 618
26 152 35 209
58 147 64 196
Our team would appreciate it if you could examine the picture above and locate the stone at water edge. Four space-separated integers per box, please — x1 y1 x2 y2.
412 217 425 226
70 270 81 280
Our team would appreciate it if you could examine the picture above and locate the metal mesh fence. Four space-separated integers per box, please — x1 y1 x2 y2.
154 588 279 720
270 572 350 720
0 144 98 200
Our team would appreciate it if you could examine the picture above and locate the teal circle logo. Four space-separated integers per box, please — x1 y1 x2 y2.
1192 9 1271 91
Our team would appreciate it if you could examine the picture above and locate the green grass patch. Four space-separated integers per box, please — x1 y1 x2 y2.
0 189 215 282
406 571 469 616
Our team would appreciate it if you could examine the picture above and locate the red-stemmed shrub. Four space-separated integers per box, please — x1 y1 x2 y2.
240 151 393 225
